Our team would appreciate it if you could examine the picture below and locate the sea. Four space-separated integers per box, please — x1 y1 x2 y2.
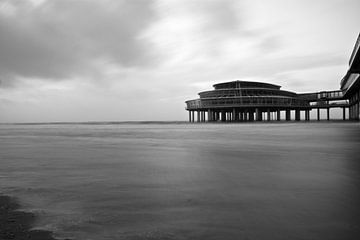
0 122 360 240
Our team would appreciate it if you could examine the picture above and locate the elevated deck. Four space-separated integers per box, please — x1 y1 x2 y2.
298 90 344 101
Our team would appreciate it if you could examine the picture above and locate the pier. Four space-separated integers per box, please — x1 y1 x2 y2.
185 33 360 122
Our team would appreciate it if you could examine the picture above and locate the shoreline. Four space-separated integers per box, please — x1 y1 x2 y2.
0 195 61 240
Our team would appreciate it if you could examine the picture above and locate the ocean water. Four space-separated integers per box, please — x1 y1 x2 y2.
0 122 360 240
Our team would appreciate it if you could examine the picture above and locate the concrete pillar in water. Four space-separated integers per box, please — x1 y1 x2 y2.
317 108 320 121
343 107 346 121
255 108 260 121
327 108 330 121
305 110 310 121
285 109 291 121
267 109 271 121
256 108 262 121
249 110 254 121
295 109 300 121
277 110 281 121
221 111 226 122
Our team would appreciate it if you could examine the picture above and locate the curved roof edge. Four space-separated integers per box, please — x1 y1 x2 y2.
213 80 281 90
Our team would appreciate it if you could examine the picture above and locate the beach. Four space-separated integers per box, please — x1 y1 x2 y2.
0 195 57 240
0 122 360 240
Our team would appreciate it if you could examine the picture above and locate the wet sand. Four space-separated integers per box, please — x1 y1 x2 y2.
0 195 57 240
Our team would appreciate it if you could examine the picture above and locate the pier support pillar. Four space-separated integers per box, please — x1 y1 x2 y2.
327 108 330 121
255 108 259 121
305 110 310 121
239 111 243 121
249 110 254 121
317 108 320 121
188 111 191 122
234 109 239 121
277 110 281 121
295 109 300 121
256 108 262 121
343 107 346 121
285 110 291 121
267 109 271 121
221 111 226 122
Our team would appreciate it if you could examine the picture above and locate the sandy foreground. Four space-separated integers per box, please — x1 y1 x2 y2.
0 195 63 240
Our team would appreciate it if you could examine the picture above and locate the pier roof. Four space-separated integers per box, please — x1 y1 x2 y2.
213 80 281 90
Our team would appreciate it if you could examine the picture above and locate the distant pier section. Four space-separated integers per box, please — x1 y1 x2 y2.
185 33 360 122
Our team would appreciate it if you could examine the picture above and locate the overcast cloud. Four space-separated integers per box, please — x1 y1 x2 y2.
0 0 359 122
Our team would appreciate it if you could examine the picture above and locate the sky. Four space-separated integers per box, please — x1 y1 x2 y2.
0 0 359 122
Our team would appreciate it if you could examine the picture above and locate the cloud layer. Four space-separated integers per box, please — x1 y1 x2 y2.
0 0 156 86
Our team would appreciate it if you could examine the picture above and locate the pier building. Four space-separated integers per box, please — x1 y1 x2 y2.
340 33 360 120
185 80 312 122
186 33 360 122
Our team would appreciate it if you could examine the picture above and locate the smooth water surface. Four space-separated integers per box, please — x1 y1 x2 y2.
0 122 360 240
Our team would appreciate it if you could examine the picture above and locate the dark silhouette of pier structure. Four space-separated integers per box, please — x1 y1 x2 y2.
185 33 360 122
